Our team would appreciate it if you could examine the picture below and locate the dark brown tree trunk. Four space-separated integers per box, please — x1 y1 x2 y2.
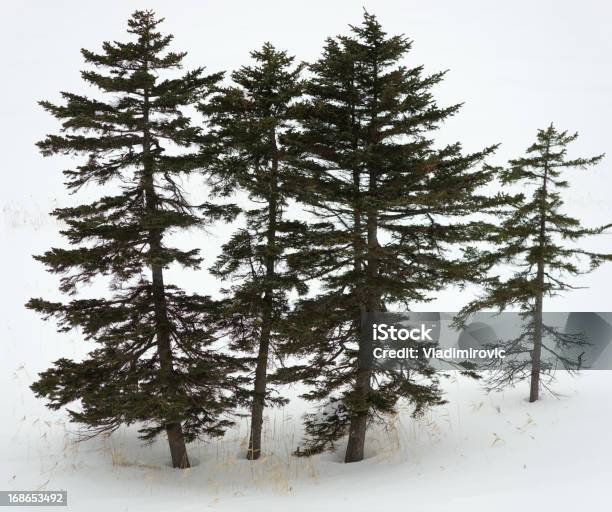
345 167 378 463
344 367 371 462
530 146 549 403
142 86 190 468
150 261 190 468
166 422 190 469
247 128 279 460
345 64 381 462
247 314 271 460
530 290 543 402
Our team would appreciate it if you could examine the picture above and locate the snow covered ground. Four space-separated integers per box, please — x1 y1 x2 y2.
2 210 611 510
4 358 612 511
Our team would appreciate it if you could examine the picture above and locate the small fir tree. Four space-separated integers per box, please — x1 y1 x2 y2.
201 43 306 459
27 11 244 468
457 124 612 401
280 12 506 462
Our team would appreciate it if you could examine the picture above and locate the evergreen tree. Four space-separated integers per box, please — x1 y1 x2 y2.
27 10 244 468
280 12 505 462
456 124 611 402
201 43 306 459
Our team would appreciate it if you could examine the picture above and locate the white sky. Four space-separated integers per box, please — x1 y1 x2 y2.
1 0 612 312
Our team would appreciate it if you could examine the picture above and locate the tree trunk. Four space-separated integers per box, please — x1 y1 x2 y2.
166 422 190 469
142 85 190 468
344 367 371 462
530 145 549 403
345 164 378 463
247 127 279 460
247 317 271 460
150 262 190 468
345 60 382 461
345 236 376 462
530 290 543 402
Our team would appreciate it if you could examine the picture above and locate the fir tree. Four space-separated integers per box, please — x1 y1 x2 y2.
201 43 306 459
280 12 505 462
456 124 612 402
27 10 244 468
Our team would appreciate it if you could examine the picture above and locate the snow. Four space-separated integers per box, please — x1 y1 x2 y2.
3 219 612 512
5 366 612 511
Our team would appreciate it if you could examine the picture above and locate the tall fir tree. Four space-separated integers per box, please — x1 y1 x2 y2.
28 10 244 468
200 43 306 459
280 12 506 462
456 124 611 402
